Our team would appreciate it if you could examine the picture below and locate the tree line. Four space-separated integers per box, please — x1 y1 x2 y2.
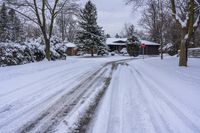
0 0 106 60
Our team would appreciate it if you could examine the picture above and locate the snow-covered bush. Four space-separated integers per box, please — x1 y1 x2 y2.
162 43 177 56
0 43 34 66
50 36 67 60
26 41 46 61
0 36 68 67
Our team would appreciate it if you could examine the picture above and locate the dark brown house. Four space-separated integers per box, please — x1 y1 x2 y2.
106 38 160 55
140 40 160 55
106 38 127 52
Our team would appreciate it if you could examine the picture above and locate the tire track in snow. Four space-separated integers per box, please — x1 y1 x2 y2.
0 62 100 98
0 66 95 116
16 64 113 133
0 68 95 129
65 61 131 133
0 61 102 116
0 70 93 128
129 65 200 133
0 64 102 132
87 63 156 133
0 59 134 133
128 66 172 133
106 65 122 133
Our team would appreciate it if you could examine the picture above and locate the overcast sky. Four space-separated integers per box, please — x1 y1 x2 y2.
80 0 142 37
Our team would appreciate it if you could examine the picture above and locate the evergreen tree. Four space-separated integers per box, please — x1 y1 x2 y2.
95 26 108 54
0 3 9 42
8 9 24 42
115 33 120 38
76 0 106 57
106 34 111 38
127 35 140 57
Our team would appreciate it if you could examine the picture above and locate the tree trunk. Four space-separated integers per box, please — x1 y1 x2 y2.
61 10 65 42
179 39 187 66
160 37 164 60
179 27 189 67
91 48 94 57
44 39 51 61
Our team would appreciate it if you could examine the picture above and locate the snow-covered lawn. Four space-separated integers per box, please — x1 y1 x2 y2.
0 55 200 133
88 56 200 133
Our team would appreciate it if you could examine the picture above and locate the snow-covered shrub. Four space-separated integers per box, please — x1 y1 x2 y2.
53 43 68 60
50 36 67 60
26 41 45 61
163 43 177 56
28 36 67 60
0 37 68 67
50 36 61 45
0 43 34 66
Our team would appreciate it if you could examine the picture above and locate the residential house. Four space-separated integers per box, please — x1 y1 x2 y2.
140 40 160 55
65 42 77 56
106 38 161 55
106 38 127 52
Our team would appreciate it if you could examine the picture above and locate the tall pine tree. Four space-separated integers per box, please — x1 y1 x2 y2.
0 3 9 42
76 0 106 57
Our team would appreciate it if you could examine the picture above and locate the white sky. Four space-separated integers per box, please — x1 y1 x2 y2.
80 0 142 37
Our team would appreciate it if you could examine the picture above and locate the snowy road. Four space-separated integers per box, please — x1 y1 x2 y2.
1 56 200 133
0 56 131 133
88 57 200 133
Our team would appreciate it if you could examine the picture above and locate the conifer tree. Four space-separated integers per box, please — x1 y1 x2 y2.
8 9 23 42
106 34 111 38
127 35 140 57
115 33 120 38
76 0 106 57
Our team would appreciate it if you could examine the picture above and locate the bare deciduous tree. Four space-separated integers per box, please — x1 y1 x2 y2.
56 2 79 42
138 0 166 59
139 0 160 42
120 23 136 37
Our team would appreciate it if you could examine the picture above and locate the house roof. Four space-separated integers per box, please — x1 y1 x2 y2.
106 38 127 46
106 38 160 46
65 42 77 48
140 40 160 46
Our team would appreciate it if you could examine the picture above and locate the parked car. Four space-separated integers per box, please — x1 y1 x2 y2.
76 51 85 56
120 48 128 55
97 50 109 56
110 52 115 56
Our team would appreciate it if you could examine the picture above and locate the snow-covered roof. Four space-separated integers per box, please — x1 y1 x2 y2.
106 38 127 45
140 40 160 46
65 42 77 48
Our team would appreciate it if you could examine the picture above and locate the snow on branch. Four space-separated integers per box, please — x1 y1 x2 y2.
194 0 200 6
194 14 200 27
174 13 187 28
